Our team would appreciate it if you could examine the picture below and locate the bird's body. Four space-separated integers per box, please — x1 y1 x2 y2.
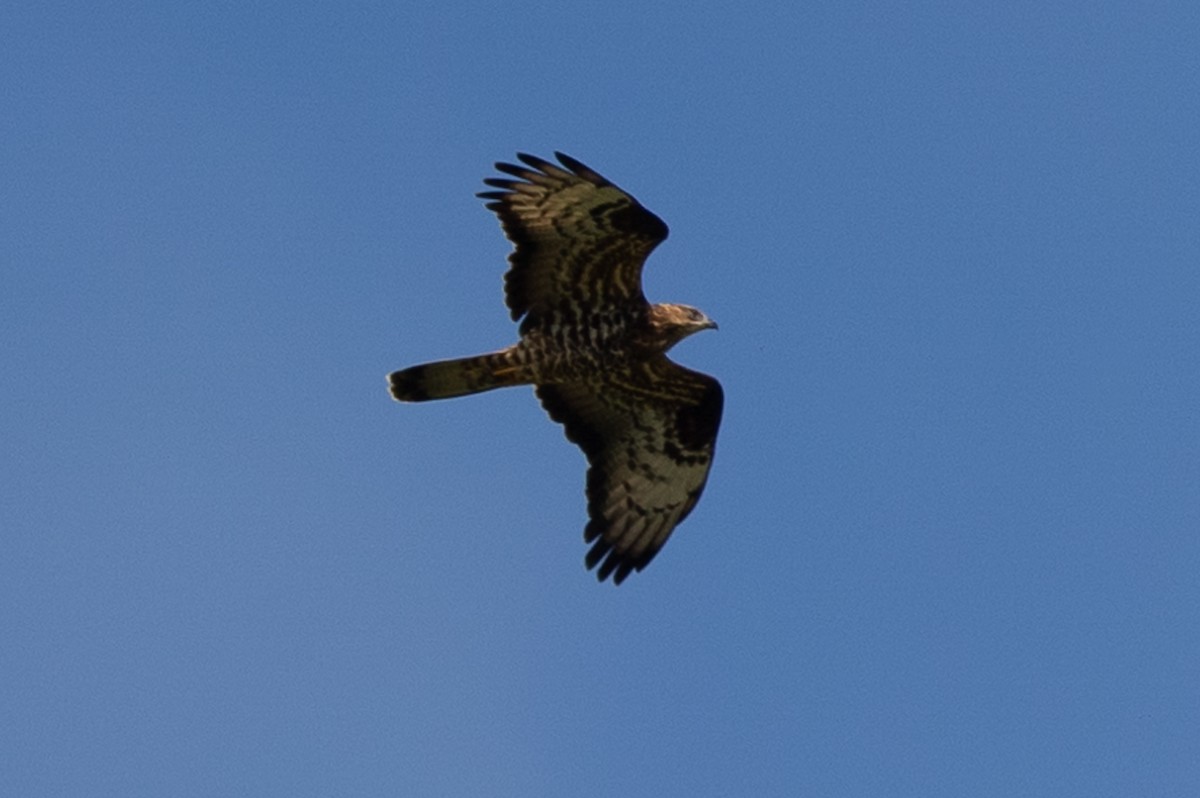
390 302 711 400
389 153 722 584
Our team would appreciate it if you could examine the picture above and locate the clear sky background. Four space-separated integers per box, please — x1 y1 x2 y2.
3 3 1198 796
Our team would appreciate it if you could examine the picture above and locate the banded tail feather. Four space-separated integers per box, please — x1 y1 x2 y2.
389 351 526 402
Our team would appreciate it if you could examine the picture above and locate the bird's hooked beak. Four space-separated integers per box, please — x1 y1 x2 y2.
701 317 719 331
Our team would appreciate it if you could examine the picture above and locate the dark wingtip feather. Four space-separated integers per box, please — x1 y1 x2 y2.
585 535 610 568
596 551 620 583
516 152 552 170
554 151 584 171
555 151 612 187
493 161 531 179
612 561 634 585
482 177 520 189
583 535 641 586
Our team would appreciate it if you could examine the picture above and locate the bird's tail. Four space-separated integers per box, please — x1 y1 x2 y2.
388 349 527 402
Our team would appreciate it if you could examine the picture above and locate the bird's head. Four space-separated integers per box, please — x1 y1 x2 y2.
647 303 718 351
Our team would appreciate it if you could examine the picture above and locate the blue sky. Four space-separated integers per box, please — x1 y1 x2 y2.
3 3 1198 795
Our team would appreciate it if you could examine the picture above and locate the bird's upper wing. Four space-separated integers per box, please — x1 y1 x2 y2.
477 152 668 331
536 356 723 584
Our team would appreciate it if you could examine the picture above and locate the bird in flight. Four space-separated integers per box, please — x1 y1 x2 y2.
389 153 722 584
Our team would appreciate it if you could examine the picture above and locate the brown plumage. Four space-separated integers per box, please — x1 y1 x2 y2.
389 152 722 584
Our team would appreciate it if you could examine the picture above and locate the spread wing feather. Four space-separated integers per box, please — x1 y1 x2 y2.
537 356 723 585
477 152 669 331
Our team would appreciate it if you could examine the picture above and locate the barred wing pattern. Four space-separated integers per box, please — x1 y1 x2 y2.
536 357 723 585
478 152 669 330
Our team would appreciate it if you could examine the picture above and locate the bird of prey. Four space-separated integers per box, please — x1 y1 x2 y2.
389 152 722 584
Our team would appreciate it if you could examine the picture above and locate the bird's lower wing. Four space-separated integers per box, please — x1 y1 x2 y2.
536 358 723 584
